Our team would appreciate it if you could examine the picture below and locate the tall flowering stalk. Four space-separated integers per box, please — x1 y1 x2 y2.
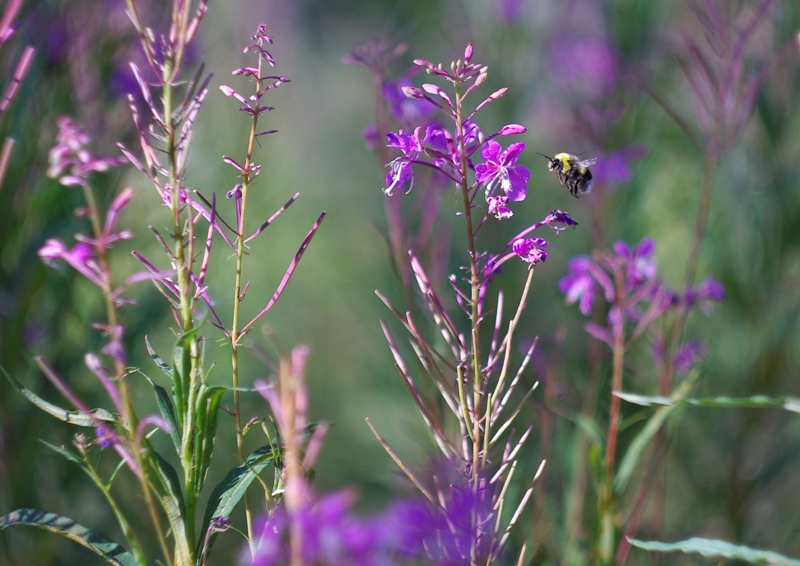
34 117 169 564
369 45 576 565
559 238 724 563
118 2 213 562
219 24 326 553
2 2 325 562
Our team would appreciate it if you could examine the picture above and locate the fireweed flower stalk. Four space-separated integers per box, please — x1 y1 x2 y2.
246 346 330 566
559 237 724 561
370 45 570 565
630 0 788 390
120 11 325 565
14 116 170 565
219 24 326 552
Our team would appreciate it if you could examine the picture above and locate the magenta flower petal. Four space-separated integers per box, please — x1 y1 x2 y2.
513 237 548 265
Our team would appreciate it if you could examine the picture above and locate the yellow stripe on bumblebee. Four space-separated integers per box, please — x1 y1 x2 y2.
538 152 596 199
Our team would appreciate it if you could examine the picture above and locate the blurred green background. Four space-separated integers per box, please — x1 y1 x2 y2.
1 0 800 564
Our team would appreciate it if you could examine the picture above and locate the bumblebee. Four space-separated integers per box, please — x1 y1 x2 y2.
538 153 597 198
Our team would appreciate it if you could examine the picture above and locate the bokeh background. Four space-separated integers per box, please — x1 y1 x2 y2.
1 0 800 564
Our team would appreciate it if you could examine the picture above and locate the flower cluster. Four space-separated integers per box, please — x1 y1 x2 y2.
246 489 421 566
246 479 503 566
47 117 125 186
559 237 725 372
380 44 573 269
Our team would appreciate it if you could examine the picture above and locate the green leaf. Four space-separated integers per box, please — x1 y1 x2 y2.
3 368 116 426
613 377 696 494
141 371 182 455
171 327 201 427
145 336 172 378
145 450 191 565
628 537 800 565
192 385 226 495
0 508 138 566
615 392 800 413
197 443 279 558
40 440 86 468
613 403 676 494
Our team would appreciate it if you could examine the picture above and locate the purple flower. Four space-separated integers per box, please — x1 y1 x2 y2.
362 123 379 150
613 237 657 289
674 340 707 375
383 128 424 195
487 195 513 220
38 240 106 288
684 277 726 314
494 0 524 22
247 489 413 566
543 209 579 230
513 237 548 265
382 75 437 125
244 24 275 67
474 140 529 201
560 256 616 316
47 117 125 186
95 425 115 449
549 37 620 98
591 148 637 187
559 257 598 315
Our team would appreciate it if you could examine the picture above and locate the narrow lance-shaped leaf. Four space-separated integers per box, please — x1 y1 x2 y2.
628 537 800 565
0 508 138 566
197 443 280 558
3 368 116 426
613 376 696 494
192 385 226 495
615 391 800 413
172 325 202 426
145 336 172 378
139 370 182 455
145 449 192 565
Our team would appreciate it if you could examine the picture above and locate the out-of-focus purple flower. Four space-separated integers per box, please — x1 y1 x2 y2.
95 425 115 449
247 489 413 566
383 128 425 195
673 340 707 375
613 237 657 289
47 117 125 186
559 257 598 316
683 277 726 314
475 140 529 201
38 240 105 288
549 37 620 98
342 38 408 75
382 75 437 125
494 0 524 22
482 254 502 283
559 256 616 316
362 123 379 150
591 147 645 187
513 237 548 265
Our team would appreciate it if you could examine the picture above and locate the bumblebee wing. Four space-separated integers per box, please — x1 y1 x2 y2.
578 158 597 167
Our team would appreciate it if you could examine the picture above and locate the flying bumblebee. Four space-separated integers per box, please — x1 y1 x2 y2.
538 153 597 198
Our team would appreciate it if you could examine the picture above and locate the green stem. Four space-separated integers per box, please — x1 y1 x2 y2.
163 51 198 563
454 79 482 566
230 53 265 554
83 455 148 566
81 182 171 564
600 267 626 565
